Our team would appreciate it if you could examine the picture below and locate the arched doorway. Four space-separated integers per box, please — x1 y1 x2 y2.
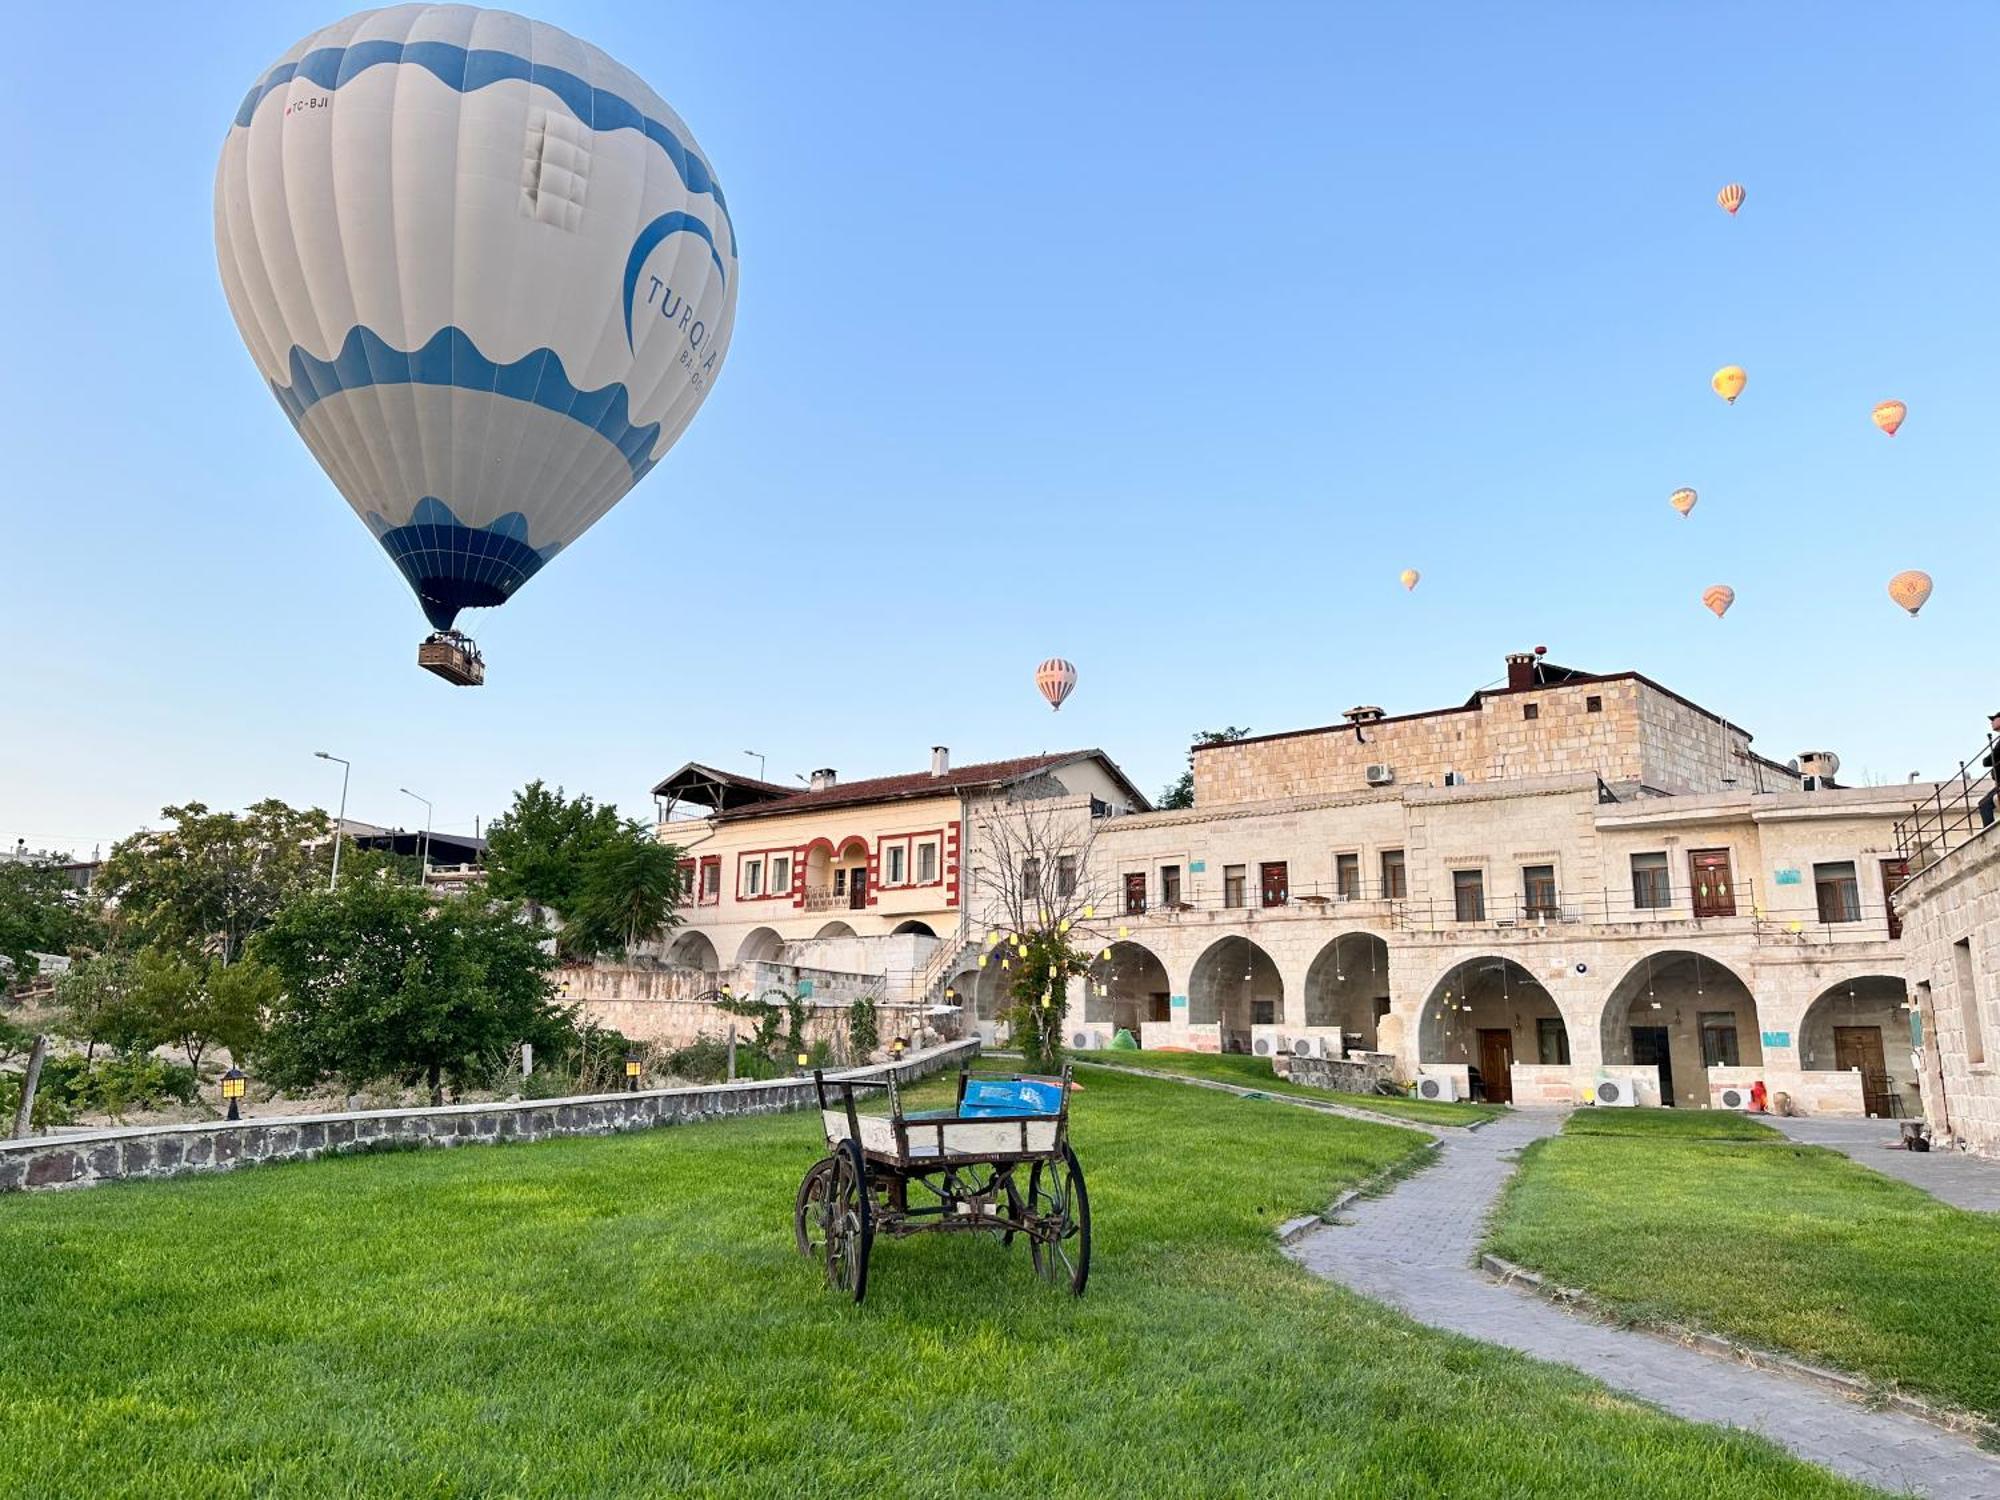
665 930 719 972
1087 940 1172 1041
814 920 856 940
735 927 785 965
1418 956 1563 1103
1600 950 1760 1108
892 920 938 939
973 957 1013 1022
1303 933 1391 1050
1800 975 1913 1118
834 838 870 910
1188 936 1282 1053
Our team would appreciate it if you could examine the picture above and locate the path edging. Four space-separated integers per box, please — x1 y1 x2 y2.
1277 1143 1440 1245
1479 1251 2000 1447
1064 1056 1490 1134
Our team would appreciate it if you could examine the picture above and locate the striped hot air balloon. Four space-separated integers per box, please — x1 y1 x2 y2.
1036 658 1077 711
1717 183 1746 216
1669 488 1697 518
1888 570 1932 616
1873 400 1907 437
1702 585 1735 619
1712 366 1747 404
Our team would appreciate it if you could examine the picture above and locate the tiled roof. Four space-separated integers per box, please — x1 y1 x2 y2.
710 750 1144 821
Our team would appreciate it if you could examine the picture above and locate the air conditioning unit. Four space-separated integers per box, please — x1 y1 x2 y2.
1443 770 1466 787
1593 1078 1639 1107
1365 763 1395 786
1292 1036 1334 1060
1068 1027 1111 1051
1712 1083 1754 1111
1252 1034 1276 1058
1800 775 1826 793
1415 1071 1460 1102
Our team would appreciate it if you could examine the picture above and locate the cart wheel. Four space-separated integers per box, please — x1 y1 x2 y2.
823 1138 872 1303
794 1156 837 1259
1027 1145 1091 1295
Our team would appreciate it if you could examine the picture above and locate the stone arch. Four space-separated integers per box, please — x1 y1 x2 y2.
735 927 785 964
665 930 719 972
1188 935 1282 1052
972 956 1013 1021
1600 949 1761 1108
814 920 856 940
1799 974 1912 1117
1303 932 1392 1048
1417 955 1564 1103
1087 940 1172 1037
892 920 938 939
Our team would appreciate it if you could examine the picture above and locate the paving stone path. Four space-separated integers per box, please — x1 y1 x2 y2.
1765 1114 2000 1213
1286 1110 2000 1498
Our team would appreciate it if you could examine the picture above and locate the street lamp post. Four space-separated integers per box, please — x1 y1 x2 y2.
314 751 351 891
399 787 433 884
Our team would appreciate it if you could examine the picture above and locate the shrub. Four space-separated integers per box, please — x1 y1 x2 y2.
847 997 880 1059
660 1033 780 1084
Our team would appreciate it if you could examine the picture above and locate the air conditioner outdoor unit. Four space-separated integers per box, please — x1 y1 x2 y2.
1415 1071 1460 1102
1252 1034 1276 1058
1292 1037 1331 1060
1800 775 1826 792
1365 763 1395 786
1713 1083 1754 1111
1069 1027 1110 1051
1593 1078 1639 1107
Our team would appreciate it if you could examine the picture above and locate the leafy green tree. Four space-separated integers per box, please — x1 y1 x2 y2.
1003 928 1095 1074
1156 727 1252 810
129 948 274 1071
564 831 685 958
94 801 356 965
483 781 630 914
54 954 155 1059
255 880 567 1104
0 855 89 981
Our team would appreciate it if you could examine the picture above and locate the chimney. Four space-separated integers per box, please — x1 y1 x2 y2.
931 746 950 778
1343 705 1386 724
1796 750 1840 784
1505 652 1537 691
809 768 838 793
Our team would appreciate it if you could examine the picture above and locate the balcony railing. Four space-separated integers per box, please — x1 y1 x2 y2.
1895 736 1999 873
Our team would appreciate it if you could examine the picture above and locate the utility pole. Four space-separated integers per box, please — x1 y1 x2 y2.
315 751 351 891
399 787 433 884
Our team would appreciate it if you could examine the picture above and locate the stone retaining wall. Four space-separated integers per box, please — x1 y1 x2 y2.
1287 1053 1397 1094
0 1040 980 1195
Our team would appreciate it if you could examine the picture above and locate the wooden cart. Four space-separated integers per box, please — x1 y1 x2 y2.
796 1066 1089 1304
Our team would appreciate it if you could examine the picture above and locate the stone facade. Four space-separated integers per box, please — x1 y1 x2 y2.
0 1040 979 1195
1897 828 2000 1156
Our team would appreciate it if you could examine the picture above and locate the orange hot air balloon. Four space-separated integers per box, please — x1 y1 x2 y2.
1873 400 1907 437
1712 366 1747 404
1400 568 1420 591
1036 657 1077 711
1702 584 1735 619
1717 183 1746 216
1669 487 1697 517
1888 570 1933 616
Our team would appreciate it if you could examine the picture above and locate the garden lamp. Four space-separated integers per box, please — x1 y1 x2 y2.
624 1051 641 1091
221 1067 246 1122
796 1051 810 1073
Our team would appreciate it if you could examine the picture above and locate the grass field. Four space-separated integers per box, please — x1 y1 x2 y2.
1081 1047 1506 1126
1488 1107 2000 1417
0 1074 1876 1498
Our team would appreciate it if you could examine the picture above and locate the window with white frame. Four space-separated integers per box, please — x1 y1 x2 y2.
770 855 790 894
741 857 763 898
885 844 906 886
916 841 938 884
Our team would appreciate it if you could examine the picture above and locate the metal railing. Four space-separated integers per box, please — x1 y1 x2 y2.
1895 735 2000 873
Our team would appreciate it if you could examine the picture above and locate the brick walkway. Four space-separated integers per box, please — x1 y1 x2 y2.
1765 1114 2000 1213
1286 1110 2000 1498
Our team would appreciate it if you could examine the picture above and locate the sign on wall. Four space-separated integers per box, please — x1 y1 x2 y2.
1761 1030 1790 1049
1171 994 1189 1010
1773 867 1802 885
1188 860 1206 873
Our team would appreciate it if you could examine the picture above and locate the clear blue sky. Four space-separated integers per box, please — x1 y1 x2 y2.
5 3 1995 856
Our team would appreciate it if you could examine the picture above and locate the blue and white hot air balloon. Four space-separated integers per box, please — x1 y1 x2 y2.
214 5 738 681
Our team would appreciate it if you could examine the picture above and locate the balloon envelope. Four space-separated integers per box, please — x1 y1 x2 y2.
1712 366 1747 404
1669 488 1697 517
1037 658 1077 711
1873 400 1907 437
215 6 739 632
1888 570 1933 615
1400 568 1420 591
1702 584 1735 619
1717 183 1746 215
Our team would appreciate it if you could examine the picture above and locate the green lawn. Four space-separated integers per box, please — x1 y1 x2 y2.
1082 1047 1506 1126
0 1072 1875 1498
1489 1108 2000 1417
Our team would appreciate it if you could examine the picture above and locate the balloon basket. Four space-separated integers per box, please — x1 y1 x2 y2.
417 631 485 687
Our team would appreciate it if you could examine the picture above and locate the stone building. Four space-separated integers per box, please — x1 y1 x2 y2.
1029 652 1928 1114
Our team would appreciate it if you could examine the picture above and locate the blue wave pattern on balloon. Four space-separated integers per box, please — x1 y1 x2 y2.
622 211 726 350
271 325 662 482
365 498 565 632
233 39 736 254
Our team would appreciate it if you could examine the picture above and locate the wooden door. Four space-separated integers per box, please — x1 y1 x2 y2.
1881 858 1910 939
1835 1026 1892 1116
1478 1028 1514 1104
1630 1025 1675 1105
848 869 867 909
1124 872 1147 915
1689 849 1736 918
1261 862 1289 907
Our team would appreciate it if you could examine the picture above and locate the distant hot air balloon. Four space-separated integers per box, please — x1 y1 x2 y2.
1712 366 1747 405
1702 585 1736 619
1717 183 1746 216
1037 658 1077 711
1888 570 1933 616
215 6 739 684
1669 488 1698 518
1873 400 1907 437
1400 568 1421 591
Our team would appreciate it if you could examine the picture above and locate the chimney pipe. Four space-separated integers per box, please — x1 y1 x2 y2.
931 746 950 778
809 768 838 793
1505 652 1537 691
1343 705 1386 724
